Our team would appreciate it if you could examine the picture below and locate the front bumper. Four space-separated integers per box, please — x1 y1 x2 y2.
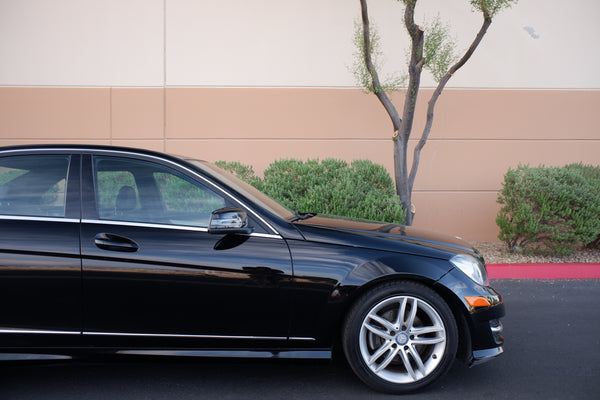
436 267 506 364
471 345 504 366
469 318 505 366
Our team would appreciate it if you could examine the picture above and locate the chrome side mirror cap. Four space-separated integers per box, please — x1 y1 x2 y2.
208 208 253 235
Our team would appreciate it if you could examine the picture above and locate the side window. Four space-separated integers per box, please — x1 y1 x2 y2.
154 172 226 226
0 155 70 217
94 156 226 227
96 170 140 219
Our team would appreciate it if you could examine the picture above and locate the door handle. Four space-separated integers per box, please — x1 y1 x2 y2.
94 233 139 252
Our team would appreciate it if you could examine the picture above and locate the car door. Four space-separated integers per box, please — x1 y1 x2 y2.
80 153 293 345
0 152 81 341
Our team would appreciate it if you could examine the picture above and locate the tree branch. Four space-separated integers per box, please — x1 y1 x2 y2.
400 0 424 139
403 0 421 40
359 0 402 131
408 14 493 194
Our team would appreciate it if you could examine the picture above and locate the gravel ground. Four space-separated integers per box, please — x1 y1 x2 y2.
472 241 600 264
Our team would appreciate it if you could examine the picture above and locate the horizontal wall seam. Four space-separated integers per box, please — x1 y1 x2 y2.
3 138 598 143
163 138 600 142
164 86 600 91
0 85 165 89
3 138 598 142
1 85 600 91
0 138 164 141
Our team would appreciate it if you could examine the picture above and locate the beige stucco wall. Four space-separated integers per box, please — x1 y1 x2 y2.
1 87 598 241
1 0 599 240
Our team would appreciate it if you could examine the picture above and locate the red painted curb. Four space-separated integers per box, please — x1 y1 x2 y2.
487 263 600 280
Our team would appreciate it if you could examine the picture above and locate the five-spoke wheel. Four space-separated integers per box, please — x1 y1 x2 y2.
343 281 458 393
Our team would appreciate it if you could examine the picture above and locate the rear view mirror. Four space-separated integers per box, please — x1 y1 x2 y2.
208 208 253 235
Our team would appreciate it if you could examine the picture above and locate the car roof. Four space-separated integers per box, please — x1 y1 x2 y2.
0 144 203 164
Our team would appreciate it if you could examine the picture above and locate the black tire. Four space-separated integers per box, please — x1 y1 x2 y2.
342 280 458 394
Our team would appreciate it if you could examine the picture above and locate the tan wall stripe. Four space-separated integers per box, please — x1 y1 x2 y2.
1 87 599 241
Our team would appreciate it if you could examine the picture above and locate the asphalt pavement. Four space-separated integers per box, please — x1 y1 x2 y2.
1 279 599 399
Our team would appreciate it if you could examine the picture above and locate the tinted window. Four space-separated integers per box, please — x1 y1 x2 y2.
188 160 294 220
0 155 70 217
96 170 140 217
94 156 226 227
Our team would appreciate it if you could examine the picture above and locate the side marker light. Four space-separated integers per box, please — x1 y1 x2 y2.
464 296 491 307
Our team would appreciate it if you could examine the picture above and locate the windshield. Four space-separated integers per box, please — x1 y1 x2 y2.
187 160 295 221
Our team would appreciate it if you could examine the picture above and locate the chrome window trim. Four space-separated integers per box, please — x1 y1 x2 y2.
248 232 284 239
0 328 80 335
82 219 283 240
83 218 210 232
0 215 79 223
0 147 281 236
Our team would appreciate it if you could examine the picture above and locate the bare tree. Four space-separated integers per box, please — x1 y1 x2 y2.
356 0 517 225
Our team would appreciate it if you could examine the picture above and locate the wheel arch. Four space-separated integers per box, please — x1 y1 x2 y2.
333 273 472 364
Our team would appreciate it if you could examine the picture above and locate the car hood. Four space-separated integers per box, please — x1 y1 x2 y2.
292 215 476 260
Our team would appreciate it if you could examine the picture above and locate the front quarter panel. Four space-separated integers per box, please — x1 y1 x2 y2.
287 239 453 345
435 268 505 351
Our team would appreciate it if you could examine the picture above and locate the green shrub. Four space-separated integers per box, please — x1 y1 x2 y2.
214 161 262 188
262 158 406 224
154 172 223 213
496 163 600 255
217 158 406 224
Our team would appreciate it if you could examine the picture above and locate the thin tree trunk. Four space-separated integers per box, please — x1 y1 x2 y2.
398 0 423 225
394 136 411 223
360 0 406 223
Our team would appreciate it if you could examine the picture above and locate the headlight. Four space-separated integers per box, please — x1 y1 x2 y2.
450 254 488 286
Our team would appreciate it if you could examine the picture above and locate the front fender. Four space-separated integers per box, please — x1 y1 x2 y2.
341 253 453 289
287 240 454 345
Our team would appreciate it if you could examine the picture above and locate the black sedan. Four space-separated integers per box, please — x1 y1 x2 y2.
0 145 504 394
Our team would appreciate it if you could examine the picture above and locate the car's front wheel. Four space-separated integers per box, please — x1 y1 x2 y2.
343 280 458 394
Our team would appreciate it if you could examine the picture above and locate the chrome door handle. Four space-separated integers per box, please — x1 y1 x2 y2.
94 233 139 252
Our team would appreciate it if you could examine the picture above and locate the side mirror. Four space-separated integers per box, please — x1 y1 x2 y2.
208 207 253 235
